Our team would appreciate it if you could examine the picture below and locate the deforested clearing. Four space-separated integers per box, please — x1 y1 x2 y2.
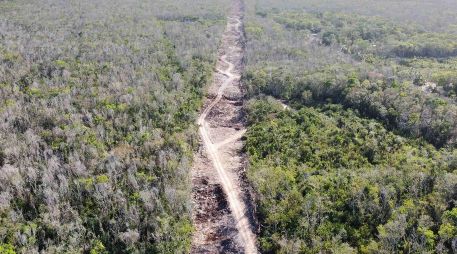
1 0 457 254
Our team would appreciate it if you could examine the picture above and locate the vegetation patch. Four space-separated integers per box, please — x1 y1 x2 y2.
246 98 457 253
0 0 227 252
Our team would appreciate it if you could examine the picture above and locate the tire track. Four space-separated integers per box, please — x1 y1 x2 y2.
191 1 258 253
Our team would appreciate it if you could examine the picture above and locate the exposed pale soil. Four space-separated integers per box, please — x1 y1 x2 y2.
191 1 258 253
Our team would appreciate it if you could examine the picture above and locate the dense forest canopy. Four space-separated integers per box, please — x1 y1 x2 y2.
244 0 457 148
254 0 457 33
0 0 228 253
244 0 457 253
1 0 457 253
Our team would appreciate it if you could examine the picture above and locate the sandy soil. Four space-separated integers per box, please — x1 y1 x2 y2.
191 1 258 253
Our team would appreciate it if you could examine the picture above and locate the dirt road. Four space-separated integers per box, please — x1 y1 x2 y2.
191 1 258 253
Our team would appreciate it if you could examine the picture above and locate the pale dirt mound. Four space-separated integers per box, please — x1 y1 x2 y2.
208 73 227 97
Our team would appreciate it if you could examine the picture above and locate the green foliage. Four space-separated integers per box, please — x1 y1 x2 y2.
0 0 227 252
90 240 107 254
243 15 457 147
245 22 264 39
95 174 109 184
273 12 322 33
0 244 16 254
244 1 457 253
245 98 457 253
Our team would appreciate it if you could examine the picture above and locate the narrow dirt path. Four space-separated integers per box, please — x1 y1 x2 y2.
191 1 258 253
